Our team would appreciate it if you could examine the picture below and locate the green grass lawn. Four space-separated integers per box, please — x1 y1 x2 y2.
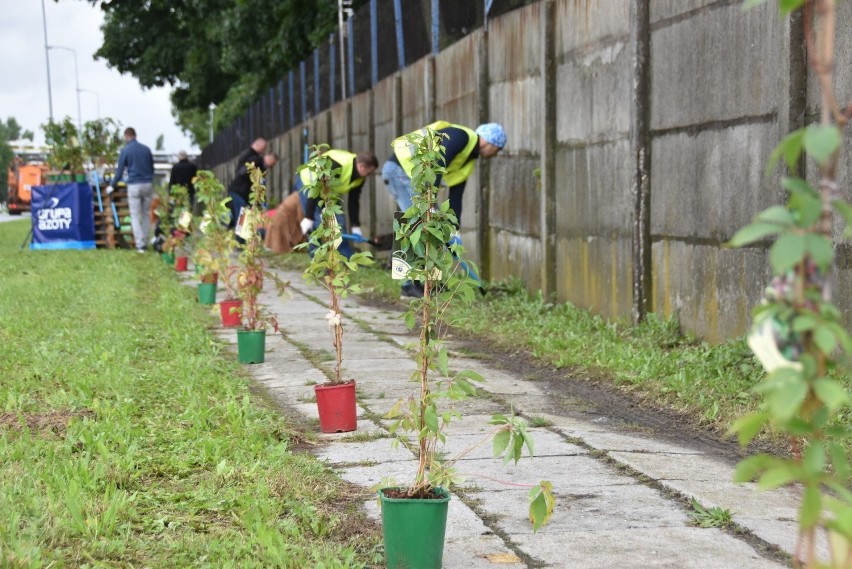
0 220 381 568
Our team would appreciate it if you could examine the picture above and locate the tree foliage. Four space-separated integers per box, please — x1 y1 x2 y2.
85 0 361 145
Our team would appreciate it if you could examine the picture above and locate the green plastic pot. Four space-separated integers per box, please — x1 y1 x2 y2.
380 487 450 569
162 252 176 265
236 329 266 364
197 282 217 305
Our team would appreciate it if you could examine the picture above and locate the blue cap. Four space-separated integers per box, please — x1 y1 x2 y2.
475 123 506 149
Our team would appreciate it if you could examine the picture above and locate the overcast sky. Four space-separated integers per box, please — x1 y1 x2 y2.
1 0 198 153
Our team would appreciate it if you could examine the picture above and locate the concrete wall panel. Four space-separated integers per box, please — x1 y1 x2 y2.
556 236 633 320
489 2 542 82
651 1 783 130
555 139 632 236
651 240 770 342
556 39 631 144
554 0 630 55
651 122 784 241
490 230 543 290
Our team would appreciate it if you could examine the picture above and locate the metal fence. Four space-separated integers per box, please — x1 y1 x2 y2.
200 0 538 167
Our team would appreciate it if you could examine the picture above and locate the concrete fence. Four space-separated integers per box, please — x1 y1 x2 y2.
209 0 852 342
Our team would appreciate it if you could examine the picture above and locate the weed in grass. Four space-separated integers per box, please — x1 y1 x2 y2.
528 416 554 428
688 498 734 528
340 431 386 443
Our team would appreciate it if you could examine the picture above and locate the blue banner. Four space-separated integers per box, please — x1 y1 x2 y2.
30 182 96 250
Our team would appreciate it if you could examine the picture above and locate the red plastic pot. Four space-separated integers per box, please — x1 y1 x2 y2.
314 381 357 433
219 299 242 327
175 256 189 271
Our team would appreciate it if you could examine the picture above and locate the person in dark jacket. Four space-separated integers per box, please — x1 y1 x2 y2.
234 138 267 177
228 151 278 231
169 150 198 207
109 127 155 253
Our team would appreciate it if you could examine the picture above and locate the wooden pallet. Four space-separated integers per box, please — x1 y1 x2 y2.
91 185 134 249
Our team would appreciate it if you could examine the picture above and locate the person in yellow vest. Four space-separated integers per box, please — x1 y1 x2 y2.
264 149 378 256
381 121 506 224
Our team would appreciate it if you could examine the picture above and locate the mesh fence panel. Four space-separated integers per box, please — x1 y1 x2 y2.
351 7 372 94
203 0 543 159
375 0 400 82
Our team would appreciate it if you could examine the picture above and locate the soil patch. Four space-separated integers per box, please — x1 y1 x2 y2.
0 409 94 436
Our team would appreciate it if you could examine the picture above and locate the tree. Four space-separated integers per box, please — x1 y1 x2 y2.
84 0 366 145
0 117 27 202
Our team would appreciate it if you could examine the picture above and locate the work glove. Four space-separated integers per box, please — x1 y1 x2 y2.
351 226 363 238
299 217 313 235
106 185 114 195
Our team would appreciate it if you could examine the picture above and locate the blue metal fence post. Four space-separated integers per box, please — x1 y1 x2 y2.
370 0 378 85
393 0 405 69
278 80 285 132
347 17 355 96
329 34 336 104
288 71 295 126
314 49 320 114
300 60 307 120
432 0 440 55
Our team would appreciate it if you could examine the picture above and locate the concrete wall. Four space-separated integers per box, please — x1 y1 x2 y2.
207 0 852 342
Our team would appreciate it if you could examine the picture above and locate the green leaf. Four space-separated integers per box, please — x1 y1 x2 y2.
742 0 768 9
769 378 808 421
778 0 807 14
769 232 806 273
792 313 817 333
828 442 851 484
805 234 833 270
756 205 794 226
728 412 768 447
803 442 825 476
814 325 837 355
799 486 822 530
782 177 816 196
424 405 439 434
803 125 842 165
436 349 449 376
529 491 549 533
727 223 783 248
813 379 849 411
758 464 799 490
767 128 805 175
733 455 774 483
492 429 511 458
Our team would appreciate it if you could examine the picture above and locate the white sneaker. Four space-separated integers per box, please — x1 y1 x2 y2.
137 248 145 254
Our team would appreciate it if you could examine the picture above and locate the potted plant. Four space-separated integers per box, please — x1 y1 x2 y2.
154 184 177 265
380 128 554 568
234 164 288 363
298 145 374 433
193 171 241 326
168 184 193 271
81 118 123 176
42 118 85 182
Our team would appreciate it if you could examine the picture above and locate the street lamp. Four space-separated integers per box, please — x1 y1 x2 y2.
208 102 216 144
78 88 100 119
47 45 82 133
40 0 53 121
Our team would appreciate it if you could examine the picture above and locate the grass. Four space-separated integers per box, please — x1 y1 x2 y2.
0 221 381 568
688 498 734 528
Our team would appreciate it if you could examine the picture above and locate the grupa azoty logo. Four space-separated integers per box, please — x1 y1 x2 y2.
37 196 73 231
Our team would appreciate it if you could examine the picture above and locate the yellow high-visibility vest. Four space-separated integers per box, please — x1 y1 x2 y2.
299 149 364 194
392 121 478 187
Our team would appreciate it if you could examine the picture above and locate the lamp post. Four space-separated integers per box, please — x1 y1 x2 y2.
48 45 82 133
78 88 100 119
208 102 216 144
41 0 54 121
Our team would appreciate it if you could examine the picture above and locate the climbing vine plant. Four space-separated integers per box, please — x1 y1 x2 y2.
730 1 851 568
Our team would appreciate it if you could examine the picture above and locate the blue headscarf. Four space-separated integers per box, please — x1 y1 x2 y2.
475 123 507 149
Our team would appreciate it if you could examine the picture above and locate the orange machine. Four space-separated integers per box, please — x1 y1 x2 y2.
7 158 47 215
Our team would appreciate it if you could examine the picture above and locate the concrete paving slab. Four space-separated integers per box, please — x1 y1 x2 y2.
509 527 785 568
456 455 636 492
316 438 414 465
475 483 689 535
437 430 586 462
